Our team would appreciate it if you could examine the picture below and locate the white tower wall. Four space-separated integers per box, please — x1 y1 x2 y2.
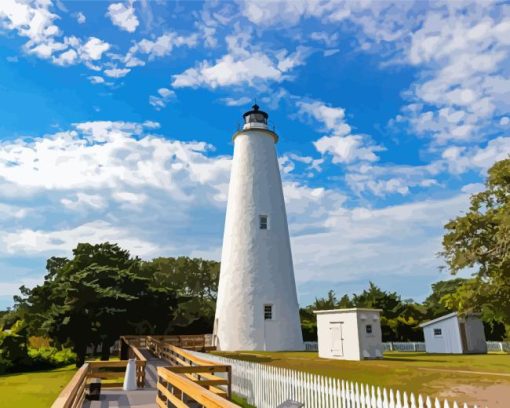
214 118 304 351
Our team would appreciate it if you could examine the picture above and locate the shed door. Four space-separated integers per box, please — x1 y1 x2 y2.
459 322 468 353
330 322 344 356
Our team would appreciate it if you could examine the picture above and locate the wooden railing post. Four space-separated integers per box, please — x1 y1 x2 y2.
120 337 129 360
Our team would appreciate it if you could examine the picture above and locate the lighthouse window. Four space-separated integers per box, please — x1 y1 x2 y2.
259 215 268 230
264 304 273 320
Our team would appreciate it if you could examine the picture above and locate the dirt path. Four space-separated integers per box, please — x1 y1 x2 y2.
438 383 510 408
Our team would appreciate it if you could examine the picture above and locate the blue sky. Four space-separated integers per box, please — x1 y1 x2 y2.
0 0 509 309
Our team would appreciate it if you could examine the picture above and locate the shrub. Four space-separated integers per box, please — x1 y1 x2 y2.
28 347 76 369
0 320 31 372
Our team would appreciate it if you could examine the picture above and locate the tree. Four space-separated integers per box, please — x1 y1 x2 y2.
145 256 220 334
423 278 467 319
441 158 510 334
15 243 179 366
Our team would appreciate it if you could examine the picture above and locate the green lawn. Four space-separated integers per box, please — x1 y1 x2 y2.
0 365 77 408
214 351 510 406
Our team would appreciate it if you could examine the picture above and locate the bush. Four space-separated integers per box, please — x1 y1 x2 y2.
28 347 76 369
0 319 75 373
0 320 31 373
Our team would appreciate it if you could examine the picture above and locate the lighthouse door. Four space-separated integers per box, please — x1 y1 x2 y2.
330 322 344 356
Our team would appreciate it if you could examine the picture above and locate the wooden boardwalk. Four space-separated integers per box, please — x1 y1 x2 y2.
83 348 166 408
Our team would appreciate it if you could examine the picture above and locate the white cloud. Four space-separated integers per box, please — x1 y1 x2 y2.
52 48 78 66
297 100 383 164
88 75 105 84
441 137 510 174
104 67 130 78
80 37 110 61
398 4 510 144
345 162 441 197
0 121 233 263
106 1 139 33
172 29 309 89
291 192 470 287
2 221 158 257
61 193 106 210
0 0 60 45
75 12 86 24
125 32 198 67
149 88 176 110
221 96 251 106
0 1 112 71
314 135 382 164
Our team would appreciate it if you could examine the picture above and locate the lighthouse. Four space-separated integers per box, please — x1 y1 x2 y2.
213 104 304 351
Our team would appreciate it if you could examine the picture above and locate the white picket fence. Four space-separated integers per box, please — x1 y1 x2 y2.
486 341 510 352
191 351 477 408
384 342 426 352
305 341 510 353
306 341 427 352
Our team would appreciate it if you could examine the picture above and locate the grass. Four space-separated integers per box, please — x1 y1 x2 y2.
213 351 510 404
0 365 77 408
232 393 256 408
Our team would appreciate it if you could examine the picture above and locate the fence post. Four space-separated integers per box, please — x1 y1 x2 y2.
500 342 504 352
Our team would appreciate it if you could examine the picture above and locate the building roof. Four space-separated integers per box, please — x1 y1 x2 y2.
313 308 382 315
419 312 459 328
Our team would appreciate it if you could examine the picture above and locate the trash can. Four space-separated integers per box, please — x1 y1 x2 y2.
85 378 101 400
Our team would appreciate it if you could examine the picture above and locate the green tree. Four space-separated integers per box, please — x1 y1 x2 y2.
423 278 467 318
144 256 220 333
15 243 179 366
441 158 510 333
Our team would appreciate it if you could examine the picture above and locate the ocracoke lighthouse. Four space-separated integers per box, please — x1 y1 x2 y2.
213 104 304 351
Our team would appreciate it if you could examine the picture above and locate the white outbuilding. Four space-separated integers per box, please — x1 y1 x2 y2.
314 308 383 361
419 312 487 354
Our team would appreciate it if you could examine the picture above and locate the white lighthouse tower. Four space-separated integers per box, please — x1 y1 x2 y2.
214 104 304 351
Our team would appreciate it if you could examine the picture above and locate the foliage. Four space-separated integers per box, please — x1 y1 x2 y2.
423 278 466 318
441 158 510 333
28 347 76 369
0 319 30 373
11 242 219 368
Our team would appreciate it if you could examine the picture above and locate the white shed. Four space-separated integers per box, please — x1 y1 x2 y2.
314 308 383 361
419 312 487 354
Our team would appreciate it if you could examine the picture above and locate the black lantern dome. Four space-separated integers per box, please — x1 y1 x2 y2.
243 104 268 126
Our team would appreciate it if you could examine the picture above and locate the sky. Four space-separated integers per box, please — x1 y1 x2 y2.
0 0 509 309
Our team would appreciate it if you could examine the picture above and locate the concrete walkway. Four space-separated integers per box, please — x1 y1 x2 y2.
83 348 168 408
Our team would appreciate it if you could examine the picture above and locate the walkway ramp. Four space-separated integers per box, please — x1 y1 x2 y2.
83 347 166 407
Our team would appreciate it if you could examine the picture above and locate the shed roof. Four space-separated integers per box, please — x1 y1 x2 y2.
419 312 459 328
313 308 382 315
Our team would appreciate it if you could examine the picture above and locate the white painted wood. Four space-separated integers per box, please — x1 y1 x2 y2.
315 308 383 360
420 313 487 354
214 108 303 351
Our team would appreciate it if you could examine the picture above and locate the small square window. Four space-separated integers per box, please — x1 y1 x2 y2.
434 328 442 336
264 304 273 320
366 324 373 334
259 215 268 230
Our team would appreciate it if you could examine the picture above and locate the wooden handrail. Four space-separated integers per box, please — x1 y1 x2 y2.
53 339 148 407
157 367 238 408
51 363 89 408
